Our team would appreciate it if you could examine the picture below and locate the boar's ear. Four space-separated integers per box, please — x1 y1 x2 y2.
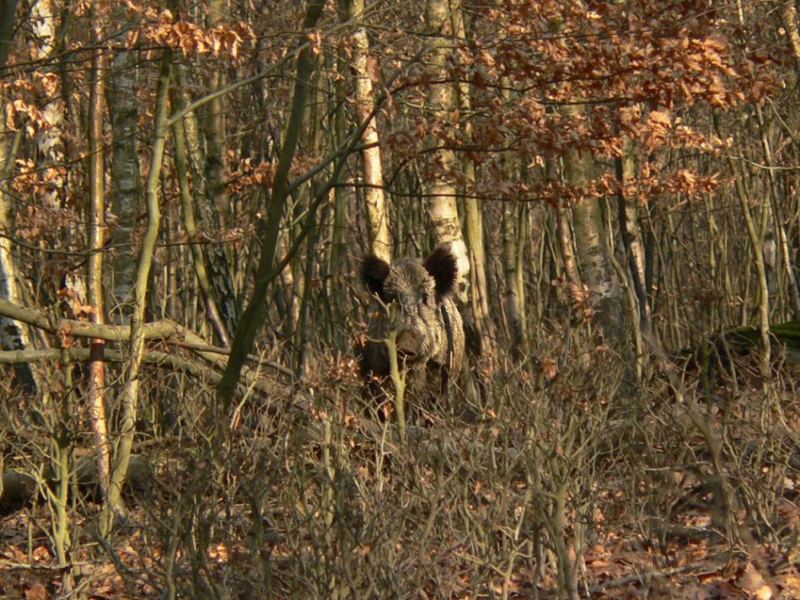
424 246 457 300
361 254 391 297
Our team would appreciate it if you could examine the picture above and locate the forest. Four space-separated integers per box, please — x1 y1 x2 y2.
1 0 800 597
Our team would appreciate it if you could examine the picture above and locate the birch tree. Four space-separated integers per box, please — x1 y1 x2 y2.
338 0 391 262
0 121 38 393
107 15 142 316
563 106 630 371
424 0 469 303
102 52 172 531
0 1 39 393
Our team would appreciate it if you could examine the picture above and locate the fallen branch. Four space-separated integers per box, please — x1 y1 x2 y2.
0 298 178 342
0 298 288 392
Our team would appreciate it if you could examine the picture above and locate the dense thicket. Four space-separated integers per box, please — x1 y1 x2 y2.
1 1 800 597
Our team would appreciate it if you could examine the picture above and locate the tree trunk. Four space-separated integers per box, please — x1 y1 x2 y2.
752 102 800 319
338 0 391 261
174 64 240 338
455 5 495 355
171 83 231 347
616 136 650 334
87 38 110 500
616 134 650 380
0 124 38 393
563 107 631 374
102 52 172 533
107 47 142 316
200 0 240 336
217 0 326 406
1 0 39 392
424 0 469 303
503 201 526 361
781 1 800 81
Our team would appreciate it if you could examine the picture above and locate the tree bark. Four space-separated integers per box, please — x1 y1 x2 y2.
455 6 495 354
0 121 38 393
0 7 38 390
174 64 240 338
199 0 240 336
31 0 66 207
563 107 632 375
107 46 142 315
503 201 526 361
338 0 391 262
87 38 110 500
424 0 469 303
203 0 230 221
102 52 172 533
781 1 800 81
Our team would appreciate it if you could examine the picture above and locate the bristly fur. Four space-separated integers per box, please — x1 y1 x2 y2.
361 254 391 297
359 246 465 396
423 246 457 299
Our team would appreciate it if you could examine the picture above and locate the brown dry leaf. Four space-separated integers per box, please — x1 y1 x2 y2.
774 571 800 597
649 109 671 127
31 545 51 562
542 357 558 380
24 583 47 600
738 562 772 600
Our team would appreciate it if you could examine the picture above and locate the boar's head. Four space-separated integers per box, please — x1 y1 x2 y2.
360 246 464 388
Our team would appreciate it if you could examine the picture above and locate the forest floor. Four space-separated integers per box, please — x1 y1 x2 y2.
2 342 800 598
2 470 800 598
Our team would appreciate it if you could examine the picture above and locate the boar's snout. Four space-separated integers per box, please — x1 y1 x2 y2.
396 327 424 358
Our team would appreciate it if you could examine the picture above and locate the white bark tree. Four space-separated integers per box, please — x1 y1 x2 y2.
424 0 469 303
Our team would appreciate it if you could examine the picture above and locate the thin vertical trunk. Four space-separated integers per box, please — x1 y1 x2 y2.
503 202 525 360
729 0 772 378
616 136 650 334
87 39 109 499
171 85 231 347
217 0 326 406
781 1 800 81
1 0 38 392
199 0 241 336
102 52 172 532
551 147 581 300
719 127 772 376
175 65 240 337
753 103 800 319
455 6 494 354
31 0 67 207
556 206 581 294
0 125 39 393
204 0 229 222
616 135 649 381
338 0 391 261
32 0 82 308
424 0 469 303
330 49 350 350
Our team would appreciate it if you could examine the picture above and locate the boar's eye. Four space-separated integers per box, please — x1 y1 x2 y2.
421 290 430 305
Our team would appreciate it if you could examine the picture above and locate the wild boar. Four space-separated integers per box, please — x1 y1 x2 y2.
360 246 464 394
